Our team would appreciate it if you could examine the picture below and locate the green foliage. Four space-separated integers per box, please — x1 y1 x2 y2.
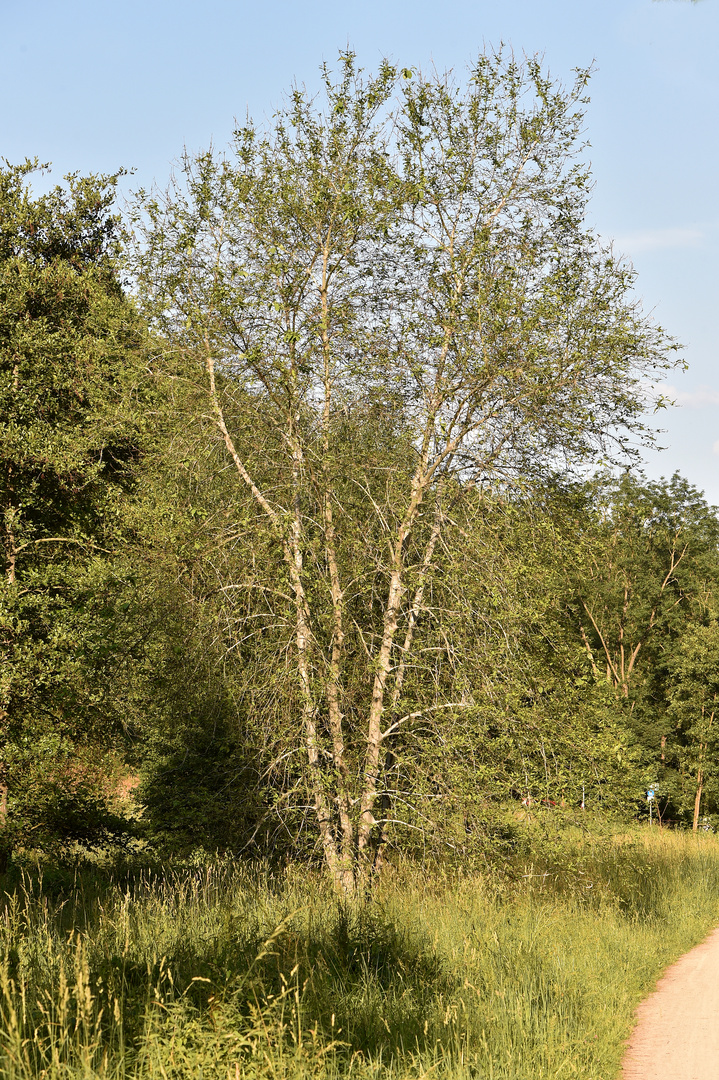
0 160 147 862
136 660 267 856
361 488 644 857
560 472 719 822
667 621 719 824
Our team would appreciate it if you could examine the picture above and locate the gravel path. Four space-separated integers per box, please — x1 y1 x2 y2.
622 925 719 1080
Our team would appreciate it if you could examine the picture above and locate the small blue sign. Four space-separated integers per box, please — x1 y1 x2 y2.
647 789 656 801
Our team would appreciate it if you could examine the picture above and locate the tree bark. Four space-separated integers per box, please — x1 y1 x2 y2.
370 493 446 876
693 764 704 832
1 488 16 873
318 247 355 884
0 783 7 872
356 464 434 879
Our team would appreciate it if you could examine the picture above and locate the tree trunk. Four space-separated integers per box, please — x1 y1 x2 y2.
693 765 704 832
371 497 445 878
0 780 9 874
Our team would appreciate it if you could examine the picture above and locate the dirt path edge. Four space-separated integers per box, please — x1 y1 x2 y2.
621 924 719 1080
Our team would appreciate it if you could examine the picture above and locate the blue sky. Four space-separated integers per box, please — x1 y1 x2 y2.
2 0 717 500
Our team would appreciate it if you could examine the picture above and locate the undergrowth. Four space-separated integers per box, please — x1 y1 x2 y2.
0 827 717 1079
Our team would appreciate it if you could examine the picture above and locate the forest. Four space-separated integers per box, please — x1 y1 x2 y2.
2 50 719 1079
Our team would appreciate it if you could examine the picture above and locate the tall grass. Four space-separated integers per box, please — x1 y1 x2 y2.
0 829 717 1079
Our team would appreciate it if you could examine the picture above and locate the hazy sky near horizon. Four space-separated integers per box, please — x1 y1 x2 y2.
2 0 717 500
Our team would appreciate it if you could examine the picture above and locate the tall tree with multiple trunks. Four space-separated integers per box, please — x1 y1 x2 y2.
131 51 678 892
0 161 145 869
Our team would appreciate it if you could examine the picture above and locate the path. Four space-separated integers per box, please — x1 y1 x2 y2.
622 925 719 1080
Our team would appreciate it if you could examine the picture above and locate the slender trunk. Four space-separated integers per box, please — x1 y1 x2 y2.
3 470 18 586
356 563 404 863
322 486 354 880
2 479 17 872
390 501 444 713
581 601 621 689
289 440 349 891
0 780 7 873
355 326 455 881
617 580 630 695
579 623 600 679
318 248 354 881
0 695 8 872
203 336 348 890
4 536 16 586
371 496 445 876
692 710 715 835
693 762 704 832
356 465 432 875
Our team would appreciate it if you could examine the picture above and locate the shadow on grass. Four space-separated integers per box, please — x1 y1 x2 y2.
0 861 453 1067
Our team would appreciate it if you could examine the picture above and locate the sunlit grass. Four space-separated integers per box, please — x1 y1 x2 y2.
0 827 717 1078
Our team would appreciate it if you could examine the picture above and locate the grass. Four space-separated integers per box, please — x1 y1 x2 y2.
0 827 718 1078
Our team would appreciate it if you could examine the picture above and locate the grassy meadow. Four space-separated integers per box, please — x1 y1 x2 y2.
1 827 718 1079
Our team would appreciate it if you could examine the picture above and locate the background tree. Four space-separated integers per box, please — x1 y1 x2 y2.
565 472 719 807
0 160 147 868
372 485 642 853
114 431 273 859
667 621 719 829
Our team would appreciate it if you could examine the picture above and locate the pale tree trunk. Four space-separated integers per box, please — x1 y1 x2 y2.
204 332 357 892
581 541 688 700
613 577 635 699
356 561 406 874
3 464 19 585
356 478 432 876
3 528 16 586
1 487 17 872
693 709 715 834
579 623 600 679
355 323 462 885
288 431 349 888
318 250 355 887
0 780 7 874
581 601 621 689
355 412 448 881
693 762 704 832
370 491 445 877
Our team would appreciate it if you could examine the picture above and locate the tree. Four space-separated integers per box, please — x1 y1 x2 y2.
668 622 719 829
378 485 643 842
566 473 719 781
132 51 679 892
0 160 146 868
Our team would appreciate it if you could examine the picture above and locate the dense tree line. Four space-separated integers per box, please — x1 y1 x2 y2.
1 52 717 889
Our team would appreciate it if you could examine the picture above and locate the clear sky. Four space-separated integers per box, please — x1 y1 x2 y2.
2 0 717 501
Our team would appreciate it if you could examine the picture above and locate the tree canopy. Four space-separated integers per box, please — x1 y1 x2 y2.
129 51 680 891
0 161 146 867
